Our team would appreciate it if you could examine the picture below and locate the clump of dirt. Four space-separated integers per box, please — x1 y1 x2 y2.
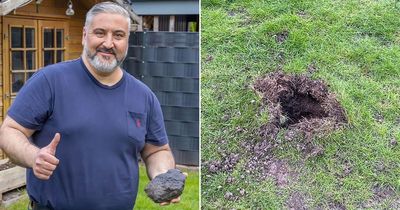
275 31 289 43
286 192 307 210
361 184 399 209
253 71 347 141
205 54 214 62
327 201 346 210
307 62 318 75
227 7 247 17
242 138 299 186
204 153 240 174
297 11 308 18
227 7 254 27
372 185 397 202
390 137 398 147
373 112 384 123
223 188 247 202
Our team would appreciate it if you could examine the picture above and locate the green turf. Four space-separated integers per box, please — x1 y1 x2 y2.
201 0 400 209
3 165 199 210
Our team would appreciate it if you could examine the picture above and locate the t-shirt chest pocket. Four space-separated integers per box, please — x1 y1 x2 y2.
127 111 147 142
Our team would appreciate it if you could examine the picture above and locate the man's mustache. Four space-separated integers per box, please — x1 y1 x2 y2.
96 48 116 55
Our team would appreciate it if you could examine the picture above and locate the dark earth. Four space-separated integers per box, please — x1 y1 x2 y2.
253 71 347 141
286 192 307 210
144 169 186 203
248 72 348 195
275 31 289 44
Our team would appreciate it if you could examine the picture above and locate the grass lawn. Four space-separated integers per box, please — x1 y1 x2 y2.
201 0 399 209
3 165 199 210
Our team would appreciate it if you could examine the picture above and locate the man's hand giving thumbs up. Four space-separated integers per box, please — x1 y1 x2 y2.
33 133 61 180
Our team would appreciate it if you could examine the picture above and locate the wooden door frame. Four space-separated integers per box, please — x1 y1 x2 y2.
38 20 69 68
2 17 69 117
2 17 39 117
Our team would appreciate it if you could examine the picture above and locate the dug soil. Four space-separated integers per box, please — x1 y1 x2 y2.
245 71 348 191
253 71 347 141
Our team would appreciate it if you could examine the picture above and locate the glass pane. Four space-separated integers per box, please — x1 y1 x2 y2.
44 50 54 66
11 27 23 48
12 73 25 93
43 28 54 48
26 28 35 48
12 51 24 70
27 72 35 81
56 29 64 48
56 50 64 63
26 51 36 70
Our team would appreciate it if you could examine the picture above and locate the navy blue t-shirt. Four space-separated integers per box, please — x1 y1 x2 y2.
8 58 168 210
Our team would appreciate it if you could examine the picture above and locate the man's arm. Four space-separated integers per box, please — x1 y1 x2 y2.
140 143 175 180
0 116 37 167
141 143 180 205
0 115 60 180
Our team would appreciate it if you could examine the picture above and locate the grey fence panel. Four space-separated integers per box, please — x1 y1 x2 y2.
161 106 199 121
125 60 199 78
172 150 199 166
124 31 199 166
164 121 199 137
127 47 199 63
130 32 199 48
168 136 199 151
157 93 199 108
141 77 199 93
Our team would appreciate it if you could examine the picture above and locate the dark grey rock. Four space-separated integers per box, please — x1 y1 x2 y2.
144 169 186 203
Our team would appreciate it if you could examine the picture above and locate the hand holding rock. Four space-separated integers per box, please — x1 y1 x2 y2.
33 133 60 180
145 169 187 204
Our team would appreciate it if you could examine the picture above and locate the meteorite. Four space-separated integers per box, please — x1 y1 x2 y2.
144 169 186 203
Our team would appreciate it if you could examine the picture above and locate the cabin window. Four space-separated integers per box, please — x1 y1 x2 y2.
10 26 37 93
43 28 65 66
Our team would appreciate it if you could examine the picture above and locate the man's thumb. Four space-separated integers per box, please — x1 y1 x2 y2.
47 133 61 153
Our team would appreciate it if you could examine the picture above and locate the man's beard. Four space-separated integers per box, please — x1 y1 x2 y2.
84 45 127 73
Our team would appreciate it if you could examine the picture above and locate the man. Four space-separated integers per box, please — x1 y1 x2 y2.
0 2 178 210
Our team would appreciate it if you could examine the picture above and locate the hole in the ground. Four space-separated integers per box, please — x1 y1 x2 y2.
253 71 347 139
279 92 328 127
